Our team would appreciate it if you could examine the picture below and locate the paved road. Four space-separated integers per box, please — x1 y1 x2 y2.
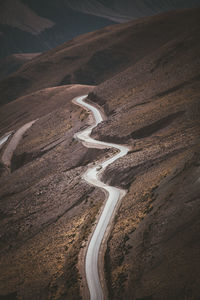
74 95 129 300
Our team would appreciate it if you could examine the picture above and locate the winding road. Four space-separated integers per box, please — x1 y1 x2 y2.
74 95 129 300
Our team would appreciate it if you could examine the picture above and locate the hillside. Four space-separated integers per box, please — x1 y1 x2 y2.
68 0 200 21
0 84 108 300
0 8 200 107
88 13 200 299
0 0 114 60
0 53 40 80
1 0 199 61
0 7 199 300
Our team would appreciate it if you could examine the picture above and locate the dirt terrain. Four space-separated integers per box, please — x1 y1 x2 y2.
0 84 110 299
0 7 199 300
0 53 40 80
0 8 199 106
87 8 200 300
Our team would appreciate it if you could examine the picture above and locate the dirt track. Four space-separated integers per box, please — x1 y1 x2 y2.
2 120 37 168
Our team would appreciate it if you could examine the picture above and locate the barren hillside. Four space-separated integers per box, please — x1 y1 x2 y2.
0 7 199 300
0 8 199 107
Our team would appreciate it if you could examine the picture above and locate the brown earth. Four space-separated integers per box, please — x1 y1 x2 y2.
0 53 40 81
0 84 94 136
0 8 200 107
86 8 200 300
0 84 110 299
0 7 200 300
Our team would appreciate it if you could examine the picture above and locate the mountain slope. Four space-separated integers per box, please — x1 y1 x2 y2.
0 0 54 34
0 53 40 80
87 9 200 300
0 7 199 300
1 0 200 62
66 0 132 23
0 0 115 59
0 7 199 107
0 84 108 300
69 0 200 21
101 0 200 19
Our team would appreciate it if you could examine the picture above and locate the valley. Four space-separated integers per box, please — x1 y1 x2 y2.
0 6 199 300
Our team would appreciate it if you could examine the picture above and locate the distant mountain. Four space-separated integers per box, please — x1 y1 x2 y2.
100 0 200 20
66 0 132 22
1 7 199 107
1 0 200 60
0 0 54 34
68 0 200 22
0 0 115 59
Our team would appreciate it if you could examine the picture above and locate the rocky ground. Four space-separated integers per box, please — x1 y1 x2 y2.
87 9 200 300
0 85 110 299
0 7 199 300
